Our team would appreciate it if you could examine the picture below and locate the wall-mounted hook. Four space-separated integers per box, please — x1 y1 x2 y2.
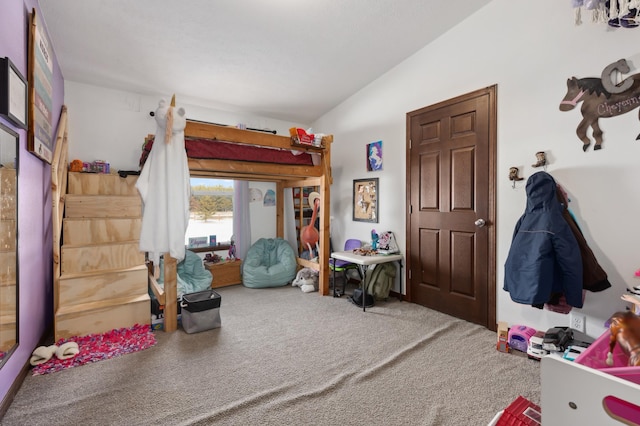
532 151 547 168
509 167 524 188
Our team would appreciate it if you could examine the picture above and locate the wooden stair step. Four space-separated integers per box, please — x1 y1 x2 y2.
61 241 145 274
68 172 139 195
59 265 148 307
65 194 141 218
55 294 150 340
63 217 142 245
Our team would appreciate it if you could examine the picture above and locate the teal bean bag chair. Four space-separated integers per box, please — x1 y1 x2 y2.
157 250 213 297
242 238 297 288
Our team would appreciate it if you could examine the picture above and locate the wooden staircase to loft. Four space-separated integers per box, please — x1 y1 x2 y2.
51 108 150 341
53 172 150 340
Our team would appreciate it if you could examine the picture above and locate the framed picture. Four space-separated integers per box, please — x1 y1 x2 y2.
353 178 378 223
27 8 54 164
0 57 28 130
366 140 382 171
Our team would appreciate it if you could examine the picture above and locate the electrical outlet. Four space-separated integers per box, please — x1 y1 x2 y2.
570 313 586 333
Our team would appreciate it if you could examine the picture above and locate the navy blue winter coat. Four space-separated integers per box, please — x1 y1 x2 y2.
504 172 583 308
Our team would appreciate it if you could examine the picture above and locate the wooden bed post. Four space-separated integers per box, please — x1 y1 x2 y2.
276 181 284 238
163 254 178 332
318 135 333 295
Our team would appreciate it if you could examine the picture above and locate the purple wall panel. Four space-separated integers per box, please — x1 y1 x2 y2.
0 0 64 403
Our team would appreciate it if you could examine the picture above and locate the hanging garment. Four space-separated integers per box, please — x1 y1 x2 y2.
136 99 191 265
504 172 583 308
556 186 611 292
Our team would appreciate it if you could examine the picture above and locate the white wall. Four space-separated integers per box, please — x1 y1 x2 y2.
64 82 295 246
314 0 640 338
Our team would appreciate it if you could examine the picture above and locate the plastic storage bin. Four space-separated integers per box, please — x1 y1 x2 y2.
575 330 640 385
180 289 221 333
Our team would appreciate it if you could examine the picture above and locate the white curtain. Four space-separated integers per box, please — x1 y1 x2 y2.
233 181 251 260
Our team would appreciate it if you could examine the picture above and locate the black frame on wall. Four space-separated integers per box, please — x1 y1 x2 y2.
0 57 28 130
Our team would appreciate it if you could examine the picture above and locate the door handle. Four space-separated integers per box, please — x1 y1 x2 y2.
474 218 486 228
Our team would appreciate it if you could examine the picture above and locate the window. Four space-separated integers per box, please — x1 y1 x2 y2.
186 177 234 250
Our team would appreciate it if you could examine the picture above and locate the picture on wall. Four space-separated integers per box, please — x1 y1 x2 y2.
353 178 378 223
27 8 54 164
0 57 28 129
366 140 382 171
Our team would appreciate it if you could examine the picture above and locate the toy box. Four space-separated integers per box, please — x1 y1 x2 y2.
575 330 640 385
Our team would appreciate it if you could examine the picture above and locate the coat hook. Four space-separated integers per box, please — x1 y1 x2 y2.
532 151 547 169
509 167 524 188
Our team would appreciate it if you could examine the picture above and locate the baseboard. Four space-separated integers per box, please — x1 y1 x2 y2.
389 290 403 301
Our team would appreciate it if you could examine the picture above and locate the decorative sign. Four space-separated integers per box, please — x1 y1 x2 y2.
353 178 378 223
27 8 54 163
559 58 640 151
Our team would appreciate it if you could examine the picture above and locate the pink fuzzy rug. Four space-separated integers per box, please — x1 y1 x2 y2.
32 324 156 376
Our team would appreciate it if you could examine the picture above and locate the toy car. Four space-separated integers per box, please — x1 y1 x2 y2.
542 327 573 352
527 330 550 360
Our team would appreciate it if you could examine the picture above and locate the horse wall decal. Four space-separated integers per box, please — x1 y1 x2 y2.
559 59 640 151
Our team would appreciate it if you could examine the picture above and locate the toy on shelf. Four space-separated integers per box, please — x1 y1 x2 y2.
69 159 83 172
300 192 320 259
227 236 236 260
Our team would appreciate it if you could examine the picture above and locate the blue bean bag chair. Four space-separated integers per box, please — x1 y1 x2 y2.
242 238 297 288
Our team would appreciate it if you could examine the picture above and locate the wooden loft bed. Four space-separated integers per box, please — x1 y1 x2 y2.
150 120 333 332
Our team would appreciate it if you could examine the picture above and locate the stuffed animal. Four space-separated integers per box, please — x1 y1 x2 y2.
292 267 319 293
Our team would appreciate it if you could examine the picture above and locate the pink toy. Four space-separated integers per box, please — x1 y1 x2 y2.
508 325 537 353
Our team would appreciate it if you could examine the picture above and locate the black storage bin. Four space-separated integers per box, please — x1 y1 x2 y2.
180 289 222 333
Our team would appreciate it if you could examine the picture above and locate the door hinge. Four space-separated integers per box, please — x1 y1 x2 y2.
409 139 412 149
408 269 411 280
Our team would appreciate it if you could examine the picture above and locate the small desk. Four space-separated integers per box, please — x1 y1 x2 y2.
330 251 403 311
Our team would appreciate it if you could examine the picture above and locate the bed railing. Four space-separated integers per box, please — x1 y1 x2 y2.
147 255 178 332
51 105 69 313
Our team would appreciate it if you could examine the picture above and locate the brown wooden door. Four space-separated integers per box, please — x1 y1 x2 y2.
406 86 496 329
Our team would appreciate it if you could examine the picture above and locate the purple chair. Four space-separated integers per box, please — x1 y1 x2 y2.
330 238 362 297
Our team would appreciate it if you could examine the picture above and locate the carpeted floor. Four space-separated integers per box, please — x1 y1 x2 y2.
1 284 540 426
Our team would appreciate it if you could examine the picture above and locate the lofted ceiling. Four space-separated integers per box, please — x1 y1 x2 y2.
38 0 492 124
